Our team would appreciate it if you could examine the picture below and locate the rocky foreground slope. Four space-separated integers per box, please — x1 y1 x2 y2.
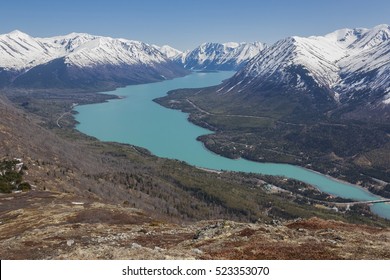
1 190 389 260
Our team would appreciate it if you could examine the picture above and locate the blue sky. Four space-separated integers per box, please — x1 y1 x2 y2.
0 0 389 50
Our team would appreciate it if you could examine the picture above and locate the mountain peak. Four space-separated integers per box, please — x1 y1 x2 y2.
324 27 366 45
9 29 26 35
350 24 390 50
6 30 31 38
372 23 390 31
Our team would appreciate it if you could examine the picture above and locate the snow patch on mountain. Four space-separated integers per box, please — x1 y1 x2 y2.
383 88 390 104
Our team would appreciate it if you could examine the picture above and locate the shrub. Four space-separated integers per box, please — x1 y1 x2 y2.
17 182 32 192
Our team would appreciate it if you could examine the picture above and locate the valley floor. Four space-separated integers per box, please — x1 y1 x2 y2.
155 87 390 199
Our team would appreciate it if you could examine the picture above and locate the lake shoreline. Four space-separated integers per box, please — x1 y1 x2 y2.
73 71 390 219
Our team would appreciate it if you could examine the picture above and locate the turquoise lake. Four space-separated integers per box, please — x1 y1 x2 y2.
75 71 390 219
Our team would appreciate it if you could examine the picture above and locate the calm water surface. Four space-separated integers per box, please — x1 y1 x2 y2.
75 72 390 219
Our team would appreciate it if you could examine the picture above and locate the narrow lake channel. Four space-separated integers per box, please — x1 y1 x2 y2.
75 71 390 219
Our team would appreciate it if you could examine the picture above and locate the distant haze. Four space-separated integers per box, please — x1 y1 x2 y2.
0 0 389 50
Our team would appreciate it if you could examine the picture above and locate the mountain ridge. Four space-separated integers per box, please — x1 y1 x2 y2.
222 24 390 110
0 30 188 89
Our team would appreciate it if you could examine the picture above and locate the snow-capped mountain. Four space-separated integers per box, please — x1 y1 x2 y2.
222 24 390 109
176 42 267 70
334 24 390 102
0 30 61 71
0 31 187 89
0 31 99 72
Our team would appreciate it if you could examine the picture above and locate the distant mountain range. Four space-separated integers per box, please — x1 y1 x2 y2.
218 24 390 120
175 42 267 70
0 31 187 89
0 30 265 89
